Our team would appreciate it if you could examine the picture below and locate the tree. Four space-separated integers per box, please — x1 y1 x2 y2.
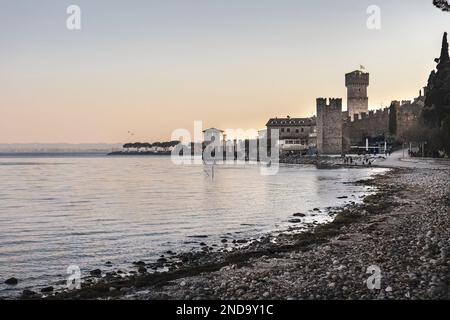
133 142 143 152
142 142 151 151
389 102 397 136
442 115 450 155
122 140 180 153
169 140 181 147
421 32 450 156
123 143 132 152
423 32 450 127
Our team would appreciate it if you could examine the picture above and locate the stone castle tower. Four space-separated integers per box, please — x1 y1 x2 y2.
345 70 369 120
316 98 343 155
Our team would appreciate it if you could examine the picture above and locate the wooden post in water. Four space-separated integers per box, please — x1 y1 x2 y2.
245 139 250 162
257 137 260 162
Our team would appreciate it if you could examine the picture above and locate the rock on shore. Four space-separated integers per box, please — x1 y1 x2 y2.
43 165 450 300
126 167 450 300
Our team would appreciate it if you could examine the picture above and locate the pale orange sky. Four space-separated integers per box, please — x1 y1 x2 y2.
0 0 448 143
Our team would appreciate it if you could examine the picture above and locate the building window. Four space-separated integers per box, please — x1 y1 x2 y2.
295 129 299 133
301 128 304 133
287 128 290 133
281 128 285 133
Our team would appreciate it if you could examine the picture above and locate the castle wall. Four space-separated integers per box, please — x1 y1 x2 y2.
396 102 423 140
342 100 423 152
342 108 390 152
316 98 343 155
271 70 424 155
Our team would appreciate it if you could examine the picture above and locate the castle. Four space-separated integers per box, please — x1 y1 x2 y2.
346 70 370 121
267 69 425 155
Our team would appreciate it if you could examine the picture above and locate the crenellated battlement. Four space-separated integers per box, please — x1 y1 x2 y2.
349 107 390 123
346 70 369 120
268 67 425 156
345 70 370 87
316 98 343 154
316 98 342 112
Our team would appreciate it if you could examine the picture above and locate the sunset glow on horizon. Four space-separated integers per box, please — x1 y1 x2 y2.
1 0 449 144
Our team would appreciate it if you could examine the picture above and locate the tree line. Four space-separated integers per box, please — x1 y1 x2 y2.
122 141 180 152
399 33 450 158
416 32 450 157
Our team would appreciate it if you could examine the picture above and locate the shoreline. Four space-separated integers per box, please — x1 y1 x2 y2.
107 151 172 156
1 159 376 300
130 164 449 300
15 160 450 300
35 165 394 300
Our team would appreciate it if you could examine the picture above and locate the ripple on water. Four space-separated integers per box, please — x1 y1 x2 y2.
0 157 387 297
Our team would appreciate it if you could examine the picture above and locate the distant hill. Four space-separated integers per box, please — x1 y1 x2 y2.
0 143 123 153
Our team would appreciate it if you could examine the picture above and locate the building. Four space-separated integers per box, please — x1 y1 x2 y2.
202 128 225 144
346 70 369 120
265 67 424 156
394 94 426 139
266 116 316 153
316 98 343 155
315 71 424 155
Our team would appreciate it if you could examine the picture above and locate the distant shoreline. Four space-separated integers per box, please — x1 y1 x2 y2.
0 151 174 157
0 152 109 157
107 151 172 156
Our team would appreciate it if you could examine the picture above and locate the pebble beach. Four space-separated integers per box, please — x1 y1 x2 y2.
35 154 450 300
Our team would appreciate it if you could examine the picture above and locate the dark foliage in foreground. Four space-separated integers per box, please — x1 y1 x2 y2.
422 32 450 155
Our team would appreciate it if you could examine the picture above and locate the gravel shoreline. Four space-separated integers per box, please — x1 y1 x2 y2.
131 167 449 300
32 160 448 300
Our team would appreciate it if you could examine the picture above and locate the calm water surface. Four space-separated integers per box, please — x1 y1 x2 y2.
0 155 386 297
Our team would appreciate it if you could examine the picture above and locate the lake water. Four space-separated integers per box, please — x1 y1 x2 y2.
0 155 386 297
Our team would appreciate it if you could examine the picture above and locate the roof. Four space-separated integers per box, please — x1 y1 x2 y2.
266 117 316 127
346 70 368 76
202 128 225 133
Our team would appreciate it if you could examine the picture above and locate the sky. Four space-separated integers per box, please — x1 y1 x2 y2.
0 0 449 144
